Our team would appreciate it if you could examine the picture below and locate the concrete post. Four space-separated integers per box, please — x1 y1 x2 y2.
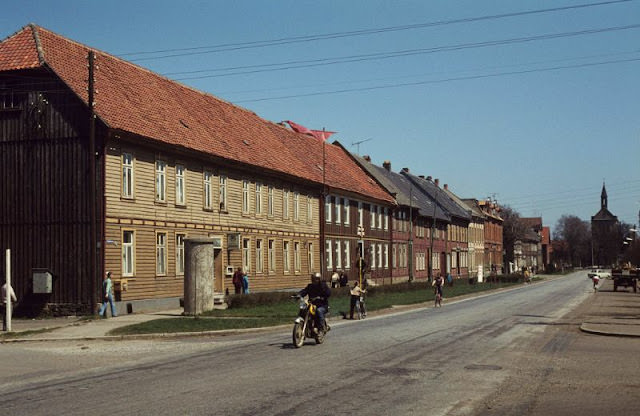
5 249 11 332
184 238 216 316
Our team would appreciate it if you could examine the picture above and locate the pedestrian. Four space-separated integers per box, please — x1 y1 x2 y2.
232 267 244 294
446 272 453 287
331 269 339 288
432 274 444 307
2 279 18 331
349 280 365 319
592 275 600 291
98 271 117 318
242 272 250 294
339 271 348 287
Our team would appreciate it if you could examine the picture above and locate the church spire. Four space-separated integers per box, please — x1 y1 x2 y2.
601 182 608 209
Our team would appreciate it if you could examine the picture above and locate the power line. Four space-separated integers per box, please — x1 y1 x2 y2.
120 0 634 61
170 24 640 80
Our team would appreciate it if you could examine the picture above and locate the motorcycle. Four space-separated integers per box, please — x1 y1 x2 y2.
292 295 329 348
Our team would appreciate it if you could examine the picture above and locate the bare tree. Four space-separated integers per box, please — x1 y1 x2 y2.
553 215 591 267
501 206 527 269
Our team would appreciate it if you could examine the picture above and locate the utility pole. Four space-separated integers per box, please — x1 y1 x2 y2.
408 183 414 282
428 182 439 282
88 51 97 314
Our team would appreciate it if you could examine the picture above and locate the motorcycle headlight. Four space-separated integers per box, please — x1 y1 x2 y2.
299 300 306 309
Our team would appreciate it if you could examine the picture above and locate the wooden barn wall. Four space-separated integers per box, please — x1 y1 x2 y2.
0 71 101 314
103 138 321 300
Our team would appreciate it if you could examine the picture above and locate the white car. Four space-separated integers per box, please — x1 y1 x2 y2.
587 269 611 280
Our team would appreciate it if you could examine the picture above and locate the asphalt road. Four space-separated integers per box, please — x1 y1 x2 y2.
2 271 637 416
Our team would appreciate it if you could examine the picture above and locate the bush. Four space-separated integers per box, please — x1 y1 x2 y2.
226 291 297 309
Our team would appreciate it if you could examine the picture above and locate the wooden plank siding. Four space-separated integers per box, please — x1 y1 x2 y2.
0 72 103 314
103 139 321 301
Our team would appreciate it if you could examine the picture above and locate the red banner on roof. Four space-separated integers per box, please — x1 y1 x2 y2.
285 120 335 141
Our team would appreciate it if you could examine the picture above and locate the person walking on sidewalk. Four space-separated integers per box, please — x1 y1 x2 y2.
592 274 600 292
99 271 117 318
232 267 244 294
2 279 18 331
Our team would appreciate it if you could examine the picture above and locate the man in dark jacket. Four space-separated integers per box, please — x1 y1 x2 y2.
299 272 331 332
232 267 244 294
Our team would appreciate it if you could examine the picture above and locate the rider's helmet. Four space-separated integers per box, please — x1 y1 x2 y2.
312 272 321 284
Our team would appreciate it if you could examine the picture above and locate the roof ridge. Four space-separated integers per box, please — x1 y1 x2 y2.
28 23 46 64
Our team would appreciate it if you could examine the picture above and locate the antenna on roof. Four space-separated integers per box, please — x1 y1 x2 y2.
351 138 372 155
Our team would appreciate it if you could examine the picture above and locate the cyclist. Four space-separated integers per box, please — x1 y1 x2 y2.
299 272 331 332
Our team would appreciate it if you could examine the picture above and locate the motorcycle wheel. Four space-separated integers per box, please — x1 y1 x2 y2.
314 328 325 344
292 322 305 348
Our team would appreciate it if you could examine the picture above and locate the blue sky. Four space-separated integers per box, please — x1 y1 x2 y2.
3 0 639 233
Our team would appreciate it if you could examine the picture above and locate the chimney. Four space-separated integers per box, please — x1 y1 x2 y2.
426 176 432 181
401 167 410 173
434 178 439 187
444 184 448 190
382 160 391 171
363 155 371 162
418 175 425 179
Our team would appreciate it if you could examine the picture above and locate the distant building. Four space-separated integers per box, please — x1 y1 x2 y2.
591 183 618 266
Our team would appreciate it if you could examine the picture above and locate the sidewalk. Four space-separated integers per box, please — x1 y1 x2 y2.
579 277 640 337
2 276 639 342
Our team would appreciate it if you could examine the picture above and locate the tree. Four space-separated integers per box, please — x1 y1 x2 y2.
501 206 527 268
553 215 591 267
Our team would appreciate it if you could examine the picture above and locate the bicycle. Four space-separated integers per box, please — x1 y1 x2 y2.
356 294 367 319
434 288 442 308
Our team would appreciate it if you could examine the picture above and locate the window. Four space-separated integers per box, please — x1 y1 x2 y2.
358 201 363 226
307 195 313 223
308 242 314 273
325 196 331 223
156 232 167 276
203 171 212 209
325 240 333 270
377 206 383 230
344 241 350 270
256 183 263 215
335 240 342 270
343 198 350 225
370 204 376 228
155 160 166 202
335 196 341 224
175 165 185 205
219 176 227 211
294 242 301 272
242 238 251 272
384 244 389 268
256 239 263 273
370 244 376 270
293 192 299 221
392 244 397 269
176 234 185 275
377 244 383 268
122 230 135 276
268 239 275 273
122 153 134 198
283 190 290 219
268 186 274 216
242 180 250 214
283 241 290 273
384 207 389 230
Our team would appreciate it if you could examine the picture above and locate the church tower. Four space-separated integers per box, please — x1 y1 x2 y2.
591 182 618 266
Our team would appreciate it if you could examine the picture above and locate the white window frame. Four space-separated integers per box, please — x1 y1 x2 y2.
325 196 332 223
335 240 342 270
343 198 350 225
268 239 276 273
358 201 364 227
122 230 135 277
293 192 299 221
242 180 250 214
326 239 333 270
308 242 314 273
242 238 251 272
156 232 167 276
370 204 376 229
219 175 227 211
283 189 290 220
155 160 166 202
344 241 351 270
268 186 274 217
335 196 341 224
203 171 212 210
377 206 383 230
294 242 301 273
122 153 134 198
283 240 290 273
384 244 389 269
175 165 185 206
370 244 376 270
384 207 389 230
256 239 263 273
307 195 313 224
377 244 383 268
176 233 186 275
255 182 263 215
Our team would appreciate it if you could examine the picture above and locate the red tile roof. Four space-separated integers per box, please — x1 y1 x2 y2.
1 24 394 204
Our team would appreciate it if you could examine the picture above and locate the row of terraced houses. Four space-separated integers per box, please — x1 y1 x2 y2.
0 25 503 315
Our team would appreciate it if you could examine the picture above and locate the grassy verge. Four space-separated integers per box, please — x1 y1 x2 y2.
108 278 526 336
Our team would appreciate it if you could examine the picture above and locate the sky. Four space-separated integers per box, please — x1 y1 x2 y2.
2 0 639 234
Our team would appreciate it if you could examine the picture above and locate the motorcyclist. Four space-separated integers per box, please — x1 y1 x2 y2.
299 272 331 332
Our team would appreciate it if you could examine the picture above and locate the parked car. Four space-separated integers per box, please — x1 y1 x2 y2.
587 269 611 280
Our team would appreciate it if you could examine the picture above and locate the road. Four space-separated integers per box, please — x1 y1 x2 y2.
2 271 638 415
